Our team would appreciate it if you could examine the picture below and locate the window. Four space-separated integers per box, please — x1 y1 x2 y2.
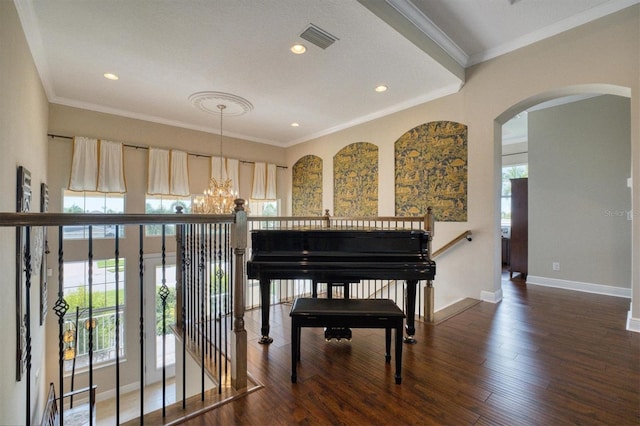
248 199 279 217
501 165 528 226
63 258 126 370
62 190 125 239
248 199 280 230
145 195 192 236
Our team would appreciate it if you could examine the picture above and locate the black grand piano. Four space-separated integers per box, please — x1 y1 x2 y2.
246 228 436 344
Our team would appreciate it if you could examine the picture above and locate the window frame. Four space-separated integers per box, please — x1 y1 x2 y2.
62 190 125 240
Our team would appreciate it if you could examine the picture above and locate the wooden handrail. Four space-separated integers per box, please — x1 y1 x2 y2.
432 230 472 259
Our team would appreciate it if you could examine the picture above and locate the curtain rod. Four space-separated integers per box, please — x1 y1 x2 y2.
47 133 287 169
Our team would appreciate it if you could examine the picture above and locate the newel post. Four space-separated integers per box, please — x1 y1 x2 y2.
231 199 248 389
424 207 435 323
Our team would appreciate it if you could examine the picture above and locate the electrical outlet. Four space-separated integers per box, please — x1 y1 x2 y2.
552 262 560 271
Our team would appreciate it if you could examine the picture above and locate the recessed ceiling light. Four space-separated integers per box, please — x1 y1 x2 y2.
104 73 119 81
375 85 387 92
291 122 300 127
290 44 306 54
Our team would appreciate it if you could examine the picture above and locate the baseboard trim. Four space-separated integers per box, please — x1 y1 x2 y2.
433 298 481 324
526 275 631 298
481 288 503 303
627 310 640 333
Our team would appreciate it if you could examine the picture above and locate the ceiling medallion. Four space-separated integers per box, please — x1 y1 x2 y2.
189 91 253 117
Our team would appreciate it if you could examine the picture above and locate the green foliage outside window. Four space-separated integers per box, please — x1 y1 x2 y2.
145 197 191 236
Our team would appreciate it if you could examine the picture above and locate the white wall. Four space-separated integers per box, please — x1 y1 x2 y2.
528 95 631 293
0 2 50 425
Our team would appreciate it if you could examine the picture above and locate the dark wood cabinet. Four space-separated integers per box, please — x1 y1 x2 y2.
509 178 528 279
501 237 510 265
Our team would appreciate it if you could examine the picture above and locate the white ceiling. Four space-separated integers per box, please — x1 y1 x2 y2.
15 0 637 147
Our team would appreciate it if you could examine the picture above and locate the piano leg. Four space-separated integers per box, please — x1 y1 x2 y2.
259 278 273 344
404 279 418 344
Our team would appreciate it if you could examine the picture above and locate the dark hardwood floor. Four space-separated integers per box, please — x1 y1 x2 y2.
185 273 640 425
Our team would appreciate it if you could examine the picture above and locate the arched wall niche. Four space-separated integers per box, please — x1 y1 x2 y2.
395 121 468 221
333 142 378 216
291 154 323 216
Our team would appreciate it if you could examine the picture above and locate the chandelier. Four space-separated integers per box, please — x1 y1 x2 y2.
192 104 237 214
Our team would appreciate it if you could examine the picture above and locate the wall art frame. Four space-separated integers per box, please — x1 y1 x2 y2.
16 165 32 381
39 183 49 325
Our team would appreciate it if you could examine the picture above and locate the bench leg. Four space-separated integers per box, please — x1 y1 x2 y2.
395 324 403 384
291 322 298 383
385 328 391 363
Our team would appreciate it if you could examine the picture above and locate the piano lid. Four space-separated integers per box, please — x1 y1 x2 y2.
249 228 430 259
247 228 434 280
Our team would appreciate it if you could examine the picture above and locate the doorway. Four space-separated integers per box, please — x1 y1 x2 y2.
496 88 632 299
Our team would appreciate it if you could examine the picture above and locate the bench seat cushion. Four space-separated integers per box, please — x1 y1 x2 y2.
290 298 405 318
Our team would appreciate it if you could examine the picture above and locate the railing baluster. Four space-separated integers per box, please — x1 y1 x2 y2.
114 225 121 425
138 225 144 425
210 224 215 363
54 227 68 426
198 223 205 400
180 224 187 410
88 226 94 426
25 226 32 426
217 224 223 388
159 225 168 418
228 224 232 376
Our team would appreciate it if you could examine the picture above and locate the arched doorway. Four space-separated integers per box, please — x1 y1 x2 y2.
494 84 632 306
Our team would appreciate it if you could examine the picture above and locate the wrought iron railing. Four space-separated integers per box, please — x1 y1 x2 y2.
1 201 474 425
0 201 247 426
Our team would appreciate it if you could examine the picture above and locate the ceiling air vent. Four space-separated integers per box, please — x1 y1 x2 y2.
299 24 339 49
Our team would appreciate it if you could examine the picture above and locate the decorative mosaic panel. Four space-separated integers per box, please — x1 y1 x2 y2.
395 121 467 221
292 155 323 216
334 142 378 216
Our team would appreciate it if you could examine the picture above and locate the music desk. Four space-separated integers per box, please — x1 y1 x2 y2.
289 298 405 384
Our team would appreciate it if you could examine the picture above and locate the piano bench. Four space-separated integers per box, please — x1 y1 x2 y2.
289 297 405 384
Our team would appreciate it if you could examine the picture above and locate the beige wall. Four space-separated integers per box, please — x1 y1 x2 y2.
0 2 50 425
286 6 640 315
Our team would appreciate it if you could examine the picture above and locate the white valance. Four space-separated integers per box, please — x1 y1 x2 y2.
227 158 239 196
148 148 190 196
266 163 277 199
211 156 227 182
252 162 277 200
69 136 98 191
251 162 266 199
69 137 126 192
170 150 190 196
148 148 170 195
97 140 126 193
